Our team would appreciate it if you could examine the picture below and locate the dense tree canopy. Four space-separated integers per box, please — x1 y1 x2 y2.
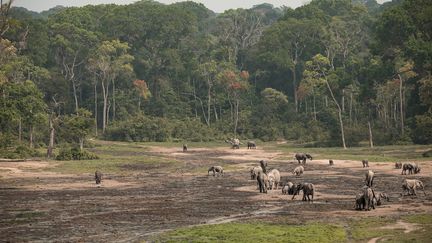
1 0 431 156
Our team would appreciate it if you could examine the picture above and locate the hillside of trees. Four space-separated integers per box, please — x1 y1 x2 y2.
1 0 431 158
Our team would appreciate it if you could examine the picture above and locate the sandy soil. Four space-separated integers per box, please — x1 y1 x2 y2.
0 145 431 242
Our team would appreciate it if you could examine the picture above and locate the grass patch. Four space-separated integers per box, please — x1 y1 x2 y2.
348 214 432 242
152 222 347 243
14 210 45 221
264 143 431 162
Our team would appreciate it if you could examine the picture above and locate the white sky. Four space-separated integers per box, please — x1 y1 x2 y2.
13 0 391 13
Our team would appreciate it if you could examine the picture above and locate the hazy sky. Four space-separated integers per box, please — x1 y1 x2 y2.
13 0 390 13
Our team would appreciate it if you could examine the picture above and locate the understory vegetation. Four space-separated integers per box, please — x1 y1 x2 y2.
0 0 431 158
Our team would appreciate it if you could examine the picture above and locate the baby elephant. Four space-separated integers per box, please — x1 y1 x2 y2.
355 193 365 210
208 166 224 177
292 183 314 202
293 165 304 177
362 159 369 168
395 162 402 169
376 192 390 206
182 144 188 152
95 170 102 184
282 182 295 195
329 159 334 166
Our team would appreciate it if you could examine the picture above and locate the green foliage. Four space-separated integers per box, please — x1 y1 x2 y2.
104 115 223 142
55 147 99 161
0 145 43 159
413 113 432 144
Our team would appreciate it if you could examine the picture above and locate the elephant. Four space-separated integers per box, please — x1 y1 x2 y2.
282 185 289 194
208 166 224 177
295 153 313 165
247 141 256 149
401 163 414 175
413 163 421 174
376 192 390 206
250 166 263 180
362 159 369 168
182 144 188 152
95 170 102 184
286 182 296 195
365 170 375 187
355 193 365 210
292 183 314 201
293 165 304 177
402 179 426 196
257 171 268 193
225 138 241 149
395 162 402 169
362 186 376 211
329 159 334 166
259 160 268 174
267 169 281 190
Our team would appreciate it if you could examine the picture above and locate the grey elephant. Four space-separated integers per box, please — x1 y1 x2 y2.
292 183 314 201
95 170 102 184
267 169 281 190
376 192 390 206
395 162 402 169
295 153 313 164
257 171 268 193
329 159 334 166
287 182 297 195
250 166 263 180
282 185 289 194
362 159 369 168
402 179 426 196
401 163 414 175
247 141 256 149
208 166 224 177
365 170 374 187
293 165 304 177
282 182 295 195
182 144 188 152
259 160 268 174
362 186 376 211
355 193 365 210
225 138 241 149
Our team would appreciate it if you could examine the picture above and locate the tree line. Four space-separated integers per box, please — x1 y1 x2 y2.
0 0 431 157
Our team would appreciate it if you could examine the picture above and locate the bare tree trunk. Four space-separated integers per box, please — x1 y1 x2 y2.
398 74 404 136
324 80 347 149
325 96 328 107
342 89 345 113
368 121 374 148
101 79 109 133
18 117 22 143
291 67 298 113
47 116 55 158
112 78 116 122
313 92 317 121
29 125 33 148
234 98 239 139
79 138 84 151
94 81 98 137
349 90 353 122
207 79 211 126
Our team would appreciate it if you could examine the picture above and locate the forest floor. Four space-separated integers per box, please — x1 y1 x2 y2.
0 141 431 242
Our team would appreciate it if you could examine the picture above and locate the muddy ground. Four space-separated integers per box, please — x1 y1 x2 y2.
0 145 431 242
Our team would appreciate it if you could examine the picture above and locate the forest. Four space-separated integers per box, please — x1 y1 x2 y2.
1 0 431 158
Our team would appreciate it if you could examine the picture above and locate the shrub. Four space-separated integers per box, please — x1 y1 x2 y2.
56 147 99 161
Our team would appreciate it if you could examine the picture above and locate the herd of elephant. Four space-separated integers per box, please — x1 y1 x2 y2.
206 153 427 211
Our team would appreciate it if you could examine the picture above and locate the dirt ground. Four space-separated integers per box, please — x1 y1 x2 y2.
0 145 431 242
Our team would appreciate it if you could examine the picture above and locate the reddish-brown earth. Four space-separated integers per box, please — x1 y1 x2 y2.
0 146 431 241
